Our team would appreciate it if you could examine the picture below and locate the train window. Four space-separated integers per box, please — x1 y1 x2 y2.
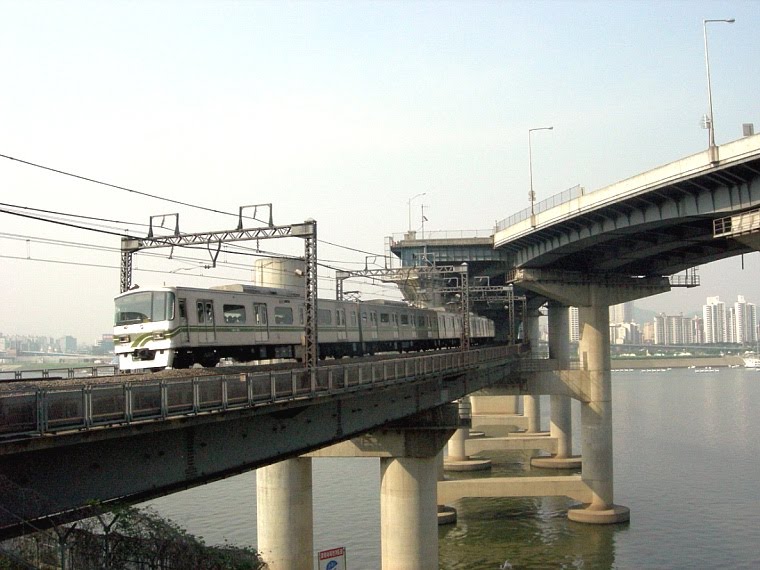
115 291 175 325
223 304 246 324
337 309 345 326
351 311 357 326
380 313 390 324
400 314 409 325
370 312 377 325
197 302 205 324
299 307 304 325
417 315 425 327
253 303 268 326
318 309 333 325
274 306 293 325
362 312 368 322
179 299 187 319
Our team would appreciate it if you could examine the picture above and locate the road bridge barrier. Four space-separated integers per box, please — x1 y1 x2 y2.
0 345 521 440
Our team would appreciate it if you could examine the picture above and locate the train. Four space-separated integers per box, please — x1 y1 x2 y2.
114 284 496 371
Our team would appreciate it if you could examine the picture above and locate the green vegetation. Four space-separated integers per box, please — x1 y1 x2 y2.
0 506 264 570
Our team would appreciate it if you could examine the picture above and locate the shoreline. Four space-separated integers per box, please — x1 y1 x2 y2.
611 355 745 369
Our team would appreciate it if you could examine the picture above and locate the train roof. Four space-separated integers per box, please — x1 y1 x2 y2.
210 284 302 297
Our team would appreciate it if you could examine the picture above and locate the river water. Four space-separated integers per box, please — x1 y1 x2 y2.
146 367 760 569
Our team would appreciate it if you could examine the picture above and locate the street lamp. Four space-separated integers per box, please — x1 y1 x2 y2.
407 192 426 233
703 18 735 155
528 126 553 226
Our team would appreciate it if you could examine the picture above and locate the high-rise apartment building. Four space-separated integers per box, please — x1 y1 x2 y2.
702 295 757 344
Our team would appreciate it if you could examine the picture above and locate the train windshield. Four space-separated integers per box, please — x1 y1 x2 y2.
115 291 176 325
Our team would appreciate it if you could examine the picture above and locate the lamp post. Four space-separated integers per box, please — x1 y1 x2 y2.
528 126 553 227
407 192 426 233
703 18 735 156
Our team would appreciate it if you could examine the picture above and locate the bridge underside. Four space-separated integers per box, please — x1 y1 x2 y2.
497 141 760 277
0 356 521 539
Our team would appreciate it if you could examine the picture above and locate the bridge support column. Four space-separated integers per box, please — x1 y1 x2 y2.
523 395 541 433
379 423 454 570
381 452 438 570
256 458 314 570
445 397 491 471
533 303 581 470
521 308 543 435
568 301 629 524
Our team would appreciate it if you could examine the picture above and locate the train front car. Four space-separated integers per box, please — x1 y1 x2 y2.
114 287 180 371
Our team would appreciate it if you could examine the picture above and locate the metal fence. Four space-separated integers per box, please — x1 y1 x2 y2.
495 184 585 232
0 365 118 382
713 208 760 238
0 346 518 440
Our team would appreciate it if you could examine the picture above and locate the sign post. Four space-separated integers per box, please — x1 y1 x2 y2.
318 547 346 570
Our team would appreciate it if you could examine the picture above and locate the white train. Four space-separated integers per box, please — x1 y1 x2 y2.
114 284 496 371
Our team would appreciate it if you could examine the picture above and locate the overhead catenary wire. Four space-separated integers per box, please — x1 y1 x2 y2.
0 153 391 258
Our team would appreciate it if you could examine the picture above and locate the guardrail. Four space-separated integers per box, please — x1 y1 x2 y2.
0 366 118 382
714 208 760 237
390 229 494 243
495 184 585 232
0 346 519 440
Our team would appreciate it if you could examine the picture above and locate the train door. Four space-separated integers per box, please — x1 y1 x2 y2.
196 299 217 343
253 302 269 342
178 298 190 342
337 308 347 340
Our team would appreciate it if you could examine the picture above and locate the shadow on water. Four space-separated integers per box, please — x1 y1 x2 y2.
438 448 623 570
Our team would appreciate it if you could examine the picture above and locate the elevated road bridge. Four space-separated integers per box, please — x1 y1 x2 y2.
387 134 760 530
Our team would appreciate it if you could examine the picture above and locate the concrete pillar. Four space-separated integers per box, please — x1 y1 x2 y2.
523 395 540 433
547 304 571 454
444 397 491 471
523 309 542 433
381 440 439 569
256 458 314 570
532 302 582 470
550 395 572 458
568 301 629 524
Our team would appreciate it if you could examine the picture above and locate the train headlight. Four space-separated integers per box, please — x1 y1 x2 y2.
153 332 166 340
119 335 131 344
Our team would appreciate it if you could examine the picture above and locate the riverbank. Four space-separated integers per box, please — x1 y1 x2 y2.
611 355 744 369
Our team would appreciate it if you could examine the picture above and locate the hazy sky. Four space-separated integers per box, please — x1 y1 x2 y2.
2 0 759 343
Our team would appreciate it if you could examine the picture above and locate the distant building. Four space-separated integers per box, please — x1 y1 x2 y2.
610 302 634 324
702 295 756 344
569 307 580 342
703 296 727 343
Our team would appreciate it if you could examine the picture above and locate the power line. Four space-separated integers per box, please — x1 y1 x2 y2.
0 154 389 257
0 153 240 219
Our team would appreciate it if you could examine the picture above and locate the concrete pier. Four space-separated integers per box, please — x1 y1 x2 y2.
306 407 457 568
256 458 314 570
532 303 581 470
523 395 541 433
568 300 629 523
381 452 439 570
444 398 491 471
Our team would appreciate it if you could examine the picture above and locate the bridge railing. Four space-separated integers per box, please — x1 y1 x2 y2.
0 365 118 382
495 184 585 232
713 208 760 237
0 345 520 440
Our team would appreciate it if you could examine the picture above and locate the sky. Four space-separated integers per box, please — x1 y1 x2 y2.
1 0 759 343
